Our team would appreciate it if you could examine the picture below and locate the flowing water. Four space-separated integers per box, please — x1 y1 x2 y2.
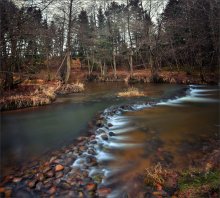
71 85 219 197
1 83 182 175
1 83 219 197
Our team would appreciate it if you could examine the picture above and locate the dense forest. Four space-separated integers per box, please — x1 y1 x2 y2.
0 0 219 89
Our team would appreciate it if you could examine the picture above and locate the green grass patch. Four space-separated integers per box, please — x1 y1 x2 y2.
179 170 220 191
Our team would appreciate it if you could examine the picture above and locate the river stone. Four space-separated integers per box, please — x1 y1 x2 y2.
86 183 97 192
97 187 111 197
96 120 104 127
42 166 51 173
49 156 57 163
12 177 22 183
88 149 97 155
64 157 75 166
36 173 44 181
108 123 113 127
90 140 97 144
55 171 63 179
101 133 108 141
48 186 56 195
109 132 116 136
86 156 97 166
46 170 54 178
59 181 71 190
96 128 106 134
35 182 43 191
55 164 64 172
27 180 37 188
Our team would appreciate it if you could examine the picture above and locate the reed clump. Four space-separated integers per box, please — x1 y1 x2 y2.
117 87 145 97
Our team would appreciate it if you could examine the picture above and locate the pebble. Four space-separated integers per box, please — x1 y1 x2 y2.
88 149 97 155
97 187 111 197
101 133 108 141
36 182 43 191
59 181 71 190
108 123 113 127
37 173 44 181
12 177 22 183
48 186 56 195
46 170 54 178
28 180 37 188
55 171 63 178
109 132 116 136
55 164 64 172
86 183 97 191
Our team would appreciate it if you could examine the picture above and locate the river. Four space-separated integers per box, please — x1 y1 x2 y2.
1 83 219 196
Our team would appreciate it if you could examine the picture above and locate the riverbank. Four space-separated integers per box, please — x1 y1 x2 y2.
1 68 218 111
1 94 219 197
71 68 218 85
0 80 84 111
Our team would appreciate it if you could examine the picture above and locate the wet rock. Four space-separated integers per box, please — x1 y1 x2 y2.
86 183 97 192
90 140 97 144
97 187 111 197
53 178 61 185
36 173 44 181
42 166 51 173
96 120 104 127
12 177 22 183
88 149 97 155
53 159 63 164
55 171 64 179
59 181 72 190
96 128 106 134
55 164 64 172
48 186 56 195
43 178 53 185
109 132 116 136
66 152 73 158
36 182 43 191
46 170 54 178
63 157 75 166
86 156 97 166
77 136 87 142
79 146 87 152
49 156 57 163
27 180 37 188
108 123 113 127
101 133 108 141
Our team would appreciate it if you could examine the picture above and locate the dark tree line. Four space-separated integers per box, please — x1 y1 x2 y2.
0 0 219 89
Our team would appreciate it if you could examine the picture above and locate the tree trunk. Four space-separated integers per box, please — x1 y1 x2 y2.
63 0 73 84
113 51 117 78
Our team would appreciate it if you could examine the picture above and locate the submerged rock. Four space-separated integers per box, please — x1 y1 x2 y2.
101 134 108 141
97 187 111 197
109 132 116 136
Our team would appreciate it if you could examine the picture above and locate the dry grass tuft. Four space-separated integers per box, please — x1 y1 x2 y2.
144 163 167 186
117 87 145 97
55 82 84 95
